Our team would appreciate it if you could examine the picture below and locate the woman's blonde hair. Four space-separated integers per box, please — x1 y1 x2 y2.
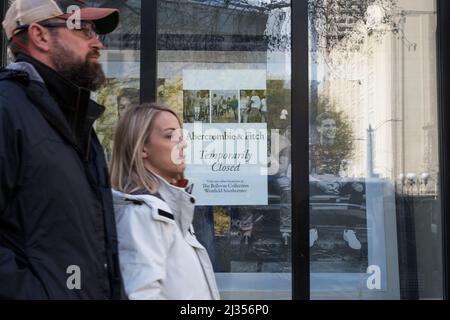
110 103 181 194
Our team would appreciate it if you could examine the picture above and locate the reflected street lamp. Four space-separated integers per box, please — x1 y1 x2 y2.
367 119 403 178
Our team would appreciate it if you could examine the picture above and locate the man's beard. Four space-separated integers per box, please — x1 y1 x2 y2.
50 41 106 91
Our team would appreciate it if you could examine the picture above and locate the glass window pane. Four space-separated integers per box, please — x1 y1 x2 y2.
157 0 292 300
308 0 443 300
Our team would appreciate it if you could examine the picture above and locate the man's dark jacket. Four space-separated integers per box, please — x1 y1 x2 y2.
0 54 123 299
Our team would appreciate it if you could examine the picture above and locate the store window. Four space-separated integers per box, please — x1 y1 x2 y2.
156 0 292 300
308 0 443 299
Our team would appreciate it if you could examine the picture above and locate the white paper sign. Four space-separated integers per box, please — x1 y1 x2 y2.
184 123 268 206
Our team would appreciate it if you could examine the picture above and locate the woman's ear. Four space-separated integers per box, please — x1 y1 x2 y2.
142 146 149 159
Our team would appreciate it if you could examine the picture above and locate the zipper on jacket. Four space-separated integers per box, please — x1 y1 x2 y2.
85 127 93 162
74 87 92 162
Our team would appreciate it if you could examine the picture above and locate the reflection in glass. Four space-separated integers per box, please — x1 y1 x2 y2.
309 0 442 300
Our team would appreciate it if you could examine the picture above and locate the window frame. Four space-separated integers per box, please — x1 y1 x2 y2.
291 0 310 300
437 0 450 301
140 0 157 103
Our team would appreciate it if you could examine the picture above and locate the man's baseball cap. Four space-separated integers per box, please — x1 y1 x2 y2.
2 0 119 41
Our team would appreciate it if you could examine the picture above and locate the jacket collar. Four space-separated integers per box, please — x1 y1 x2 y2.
154 174 196 236
11 54 105 159
16 54 91 113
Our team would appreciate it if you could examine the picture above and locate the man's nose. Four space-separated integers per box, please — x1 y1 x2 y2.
91 36 104 50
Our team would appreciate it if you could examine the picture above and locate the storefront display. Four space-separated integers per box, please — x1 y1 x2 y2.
1 0 447 300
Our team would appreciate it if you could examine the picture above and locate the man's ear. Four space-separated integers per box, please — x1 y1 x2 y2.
27 23 51 52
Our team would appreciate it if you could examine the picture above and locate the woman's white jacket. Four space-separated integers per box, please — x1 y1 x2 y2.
112 177 220 300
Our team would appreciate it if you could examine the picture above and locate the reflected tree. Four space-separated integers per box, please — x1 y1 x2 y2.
309 0 398 54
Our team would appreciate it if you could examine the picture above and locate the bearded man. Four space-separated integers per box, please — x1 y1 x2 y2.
0 0 124 299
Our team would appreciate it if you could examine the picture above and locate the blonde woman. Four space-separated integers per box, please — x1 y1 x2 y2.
110 103 220 300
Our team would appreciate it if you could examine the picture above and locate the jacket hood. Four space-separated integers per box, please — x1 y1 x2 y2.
4 61 44 83
112 174 196 235
112 189 165 208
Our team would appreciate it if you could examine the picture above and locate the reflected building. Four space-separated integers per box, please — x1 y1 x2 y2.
316 0 439 195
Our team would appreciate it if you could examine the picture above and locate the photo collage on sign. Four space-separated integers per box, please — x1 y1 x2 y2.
183 89 267 124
